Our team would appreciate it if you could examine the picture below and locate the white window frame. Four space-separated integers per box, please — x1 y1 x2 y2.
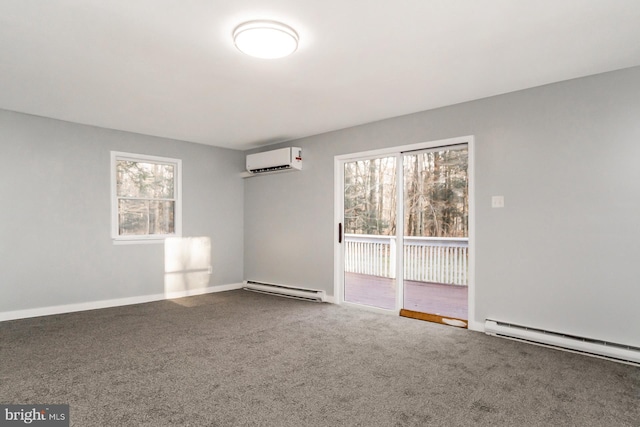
111 151 182 244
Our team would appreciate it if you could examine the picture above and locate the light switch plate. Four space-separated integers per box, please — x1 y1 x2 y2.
492 196 505 208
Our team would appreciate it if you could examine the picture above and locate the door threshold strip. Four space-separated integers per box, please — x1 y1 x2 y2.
400 309 468 328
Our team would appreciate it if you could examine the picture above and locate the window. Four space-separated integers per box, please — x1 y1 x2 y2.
111 151 182 243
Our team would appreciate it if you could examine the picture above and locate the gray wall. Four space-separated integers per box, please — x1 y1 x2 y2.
244 66 640 347
0 110 244 313
2 67 638 348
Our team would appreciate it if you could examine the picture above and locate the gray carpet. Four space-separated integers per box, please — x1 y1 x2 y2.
1 290 638 426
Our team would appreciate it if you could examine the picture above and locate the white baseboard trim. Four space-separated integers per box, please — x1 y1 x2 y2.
324 295 336 304
0 283 244 322
164 282 244 299
468 319 484 332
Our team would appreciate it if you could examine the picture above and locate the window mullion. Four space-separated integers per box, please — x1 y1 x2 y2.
117 196 176 202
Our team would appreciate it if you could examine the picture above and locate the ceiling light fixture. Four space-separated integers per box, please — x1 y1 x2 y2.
233 20 299 59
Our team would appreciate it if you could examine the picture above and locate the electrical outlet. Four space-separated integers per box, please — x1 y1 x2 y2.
491 196 505 208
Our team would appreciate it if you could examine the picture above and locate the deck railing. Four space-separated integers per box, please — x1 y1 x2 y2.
344 234 468 286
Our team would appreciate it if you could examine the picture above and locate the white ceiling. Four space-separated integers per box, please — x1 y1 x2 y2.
1 1 639 150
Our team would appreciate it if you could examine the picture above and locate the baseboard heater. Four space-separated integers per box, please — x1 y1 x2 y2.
243 281 326 302
485 320 640 366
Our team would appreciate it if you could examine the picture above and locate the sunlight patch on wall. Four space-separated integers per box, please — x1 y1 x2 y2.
164 237 212 297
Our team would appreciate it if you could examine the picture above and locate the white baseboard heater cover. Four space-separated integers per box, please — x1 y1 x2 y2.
243 281 326 302
485 320 640 366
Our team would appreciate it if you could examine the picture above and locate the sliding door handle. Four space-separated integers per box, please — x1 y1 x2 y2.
338 223 343 243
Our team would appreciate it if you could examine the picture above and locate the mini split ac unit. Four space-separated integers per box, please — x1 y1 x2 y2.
246 147 302 174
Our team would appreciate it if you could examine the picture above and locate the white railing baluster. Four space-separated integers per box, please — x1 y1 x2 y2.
462 247 467 285
449 248 452 283
430 245 435 282
390 238 396 279
373 243 377 276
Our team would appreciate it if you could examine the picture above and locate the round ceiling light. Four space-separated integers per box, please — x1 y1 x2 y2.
233 20 299 59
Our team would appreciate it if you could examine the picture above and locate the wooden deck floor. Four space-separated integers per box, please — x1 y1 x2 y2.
344 272 468 320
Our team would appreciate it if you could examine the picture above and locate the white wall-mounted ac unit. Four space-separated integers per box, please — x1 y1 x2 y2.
246 147 302 174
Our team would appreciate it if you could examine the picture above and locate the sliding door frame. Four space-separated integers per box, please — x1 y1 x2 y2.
333 135 479 330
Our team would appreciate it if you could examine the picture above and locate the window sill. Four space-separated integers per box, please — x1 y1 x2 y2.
112 237 173 245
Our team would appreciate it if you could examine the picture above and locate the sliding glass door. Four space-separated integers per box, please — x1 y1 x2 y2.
343 156 397 310
401 147 469 324
338 141 470 326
